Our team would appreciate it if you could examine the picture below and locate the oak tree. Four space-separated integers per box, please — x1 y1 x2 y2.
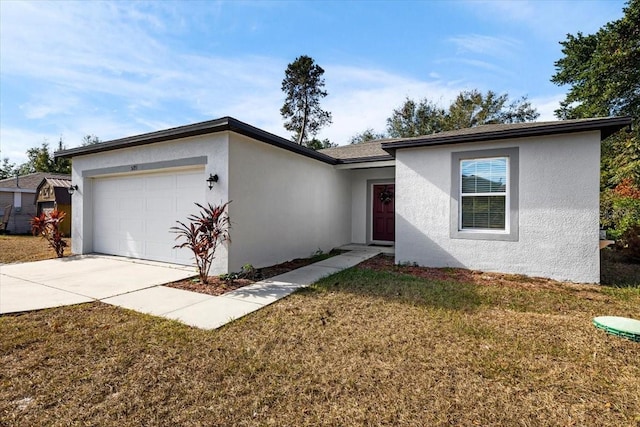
386 90 538 138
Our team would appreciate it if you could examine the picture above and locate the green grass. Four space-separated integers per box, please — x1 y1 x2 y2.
1 260 639 426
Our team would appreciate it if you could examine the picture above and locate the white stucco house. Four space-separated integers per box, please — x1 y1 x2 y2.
56 116 631 283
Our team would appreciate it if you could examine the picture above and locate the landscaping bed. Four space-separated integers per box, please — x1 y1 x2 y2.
165 249 345 296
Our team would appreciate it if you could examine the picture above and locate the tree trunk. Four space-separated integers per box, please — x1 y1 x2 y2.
297 93 309 145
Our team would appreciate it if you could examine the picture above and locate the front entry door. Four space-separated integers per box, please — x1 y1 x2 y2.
372 184 395 242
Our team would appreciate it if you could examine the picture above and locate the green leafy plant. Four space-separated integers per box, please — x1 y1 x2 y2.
240 263 257 279
171 202 231 284
601 180 640 240
30 209 67 258
219 264 258 285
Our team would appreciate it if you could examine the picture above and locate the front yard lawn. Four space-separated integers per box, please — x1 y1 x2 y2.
0 235 71 264
1 256 638 426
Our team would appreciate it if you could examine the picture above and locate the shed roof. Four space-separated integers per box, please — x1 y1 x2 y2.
34 177 72 205
0 172 71 192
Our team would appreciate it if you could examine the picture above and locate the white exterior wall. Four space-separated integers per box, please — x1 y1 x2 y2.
349 167 395 244
395 131 601 283
70 133 230 273
227 134 351 272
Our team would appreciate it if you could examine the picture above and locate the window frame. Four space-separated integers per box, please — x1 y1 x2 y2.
450 147 519 241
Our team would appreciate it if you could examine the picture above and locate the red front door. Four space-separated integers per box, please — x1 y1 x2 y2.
372 184 395 242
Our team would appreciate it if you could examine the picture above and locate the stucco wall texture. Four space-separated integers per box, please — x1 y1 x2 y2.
395 131 601 283
228 133 352 272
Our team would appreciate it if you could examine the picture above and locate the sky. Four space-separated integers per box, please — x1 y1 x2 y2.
0 0 627 165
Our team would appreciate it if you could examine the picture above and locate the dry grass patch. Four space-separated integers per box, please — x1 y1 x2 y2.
1 258 639 426
0 235 71 263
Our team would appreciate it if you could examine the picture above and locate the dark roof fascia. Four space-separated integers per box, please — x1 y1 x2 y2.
55 117 338 165
335 155 395 164
225 119 337 165
381 117 633 156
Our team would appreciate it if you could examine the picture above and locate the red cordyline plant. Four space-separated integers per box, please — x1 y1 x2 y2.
171 201 231 284
31 209 68 258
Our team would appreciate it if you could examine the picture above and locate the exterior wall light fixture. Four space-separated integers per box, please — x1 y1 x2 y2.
207 174 219 190
68 185 79 195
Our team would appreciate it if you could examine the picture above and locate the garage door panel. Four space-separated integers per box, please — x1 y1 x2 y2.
122 178 144 191
94 232 119 254
146 195 170 212
118 197 143 212
120 219 145 239
145 219 175 240
92 169 205 264
120 238 143 258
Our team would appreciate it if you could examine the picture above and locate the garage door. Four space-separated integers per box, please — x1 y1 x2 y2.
93 168 205 265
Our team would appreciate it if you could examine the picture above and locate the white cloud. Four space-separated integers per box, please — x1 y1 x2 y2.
20 89 81 120
530 94 565 121
448 34 521 58
465 0 625 41
0 128 55 164
317 66 466 144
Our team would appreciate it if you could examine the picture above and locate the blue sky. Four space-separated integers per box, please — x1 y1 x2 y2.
0 0 626 164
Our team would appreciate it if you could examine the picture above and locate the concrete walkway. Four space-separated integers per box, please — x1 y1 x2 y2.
1 249 382 330
0 255 195 314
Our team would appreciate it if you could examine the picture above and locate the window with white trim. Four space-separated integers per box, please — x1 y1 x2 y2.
450 147 519 241
460 157 508 231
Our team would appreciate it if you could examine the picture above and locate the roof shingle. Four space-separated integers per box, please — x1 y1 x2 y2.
0 173 71 191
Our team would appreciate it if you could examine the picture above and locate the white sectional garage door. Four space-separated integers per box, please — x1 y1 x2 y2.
93 168 205 265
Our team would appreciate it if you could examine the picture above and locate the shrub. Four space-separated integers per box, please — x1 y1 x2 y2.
30 209 67 258
601 180 640 240
219 264 258 285
171 202 230 284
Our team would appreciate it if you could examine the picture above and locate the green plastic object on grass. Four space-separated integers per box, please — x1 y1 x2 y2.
593 316 640 342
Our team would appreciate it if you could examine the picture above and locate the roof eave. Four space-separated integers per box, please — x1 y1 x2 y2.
335 155 394 164
381 117 633 156
55 117 338 165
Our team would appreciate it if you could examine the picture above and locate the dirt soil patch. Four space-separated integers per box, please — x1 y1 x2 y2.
359 254 607 291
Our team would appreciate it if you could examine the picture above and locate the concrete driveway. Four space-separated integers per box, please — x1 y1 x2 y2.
0 255 195 314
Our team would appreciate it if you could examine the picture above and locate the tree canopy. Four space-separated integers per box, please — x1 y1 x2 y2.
551 0 639 120
19 140 71 175
551 0 639 188
0 158 17 180
81 134 102 146
1 134 99 179
280 55 332 147
386 98 446 138
349 128 387 144
386 90 539 138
